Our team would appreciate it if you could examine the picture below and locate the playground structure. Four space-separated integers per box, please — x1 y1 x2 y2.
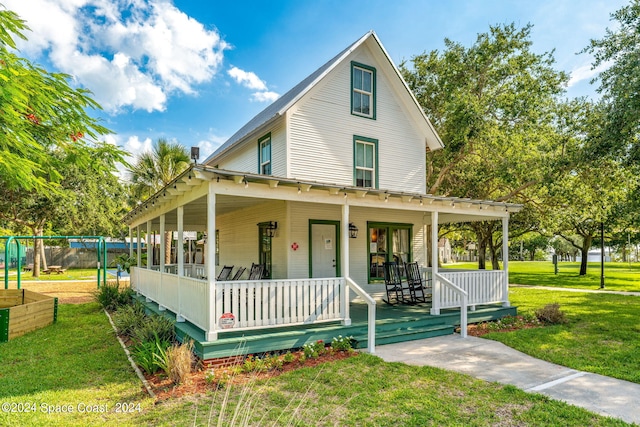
0 289 58 342
2 236 108 290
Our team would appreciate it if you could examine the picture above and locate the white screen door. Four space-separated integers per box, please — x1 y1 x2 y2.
311 223 338 278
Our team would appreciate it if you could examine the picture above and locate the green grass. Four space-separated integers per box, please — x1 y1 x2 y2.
0 268 101 282
0 303 152 426
141 354 627 426
1 302 629 426
483 288 640 384
444 261 640 292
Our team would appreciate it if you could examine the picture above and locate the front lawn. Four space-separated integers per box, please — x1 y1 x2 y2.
1 268 101 282
483 288 640 384
0 302 629 426
0 303 152 427
444 261 640 292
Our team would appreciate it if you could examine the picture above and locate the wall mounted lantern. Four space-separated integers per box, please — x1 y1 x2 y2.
349 222 359 239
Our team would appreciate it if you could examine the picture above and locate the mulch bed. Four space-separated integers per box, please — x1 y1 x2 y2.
148 349 357 402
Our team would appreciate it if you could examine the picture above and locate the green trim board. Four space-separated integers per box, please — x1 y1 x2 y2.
257 222 273 279
308 220 341 278
0 308 8 342
353 135 379 188
350 61 376 120
257 132 272 175
366 221 413 283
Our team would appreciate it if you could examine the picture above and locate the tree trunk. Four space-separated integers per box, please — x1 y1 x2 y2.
477 237 487 270
32 227 47 278
579 235 592 276
488 237 500 270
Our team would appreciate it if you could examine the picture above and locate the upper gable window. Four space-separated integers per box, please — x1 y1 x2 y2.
258 133 271 175
353 135 378 188
351 62 376 119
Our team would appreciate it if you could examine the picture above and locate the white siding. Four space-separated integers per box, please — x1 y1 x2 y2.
287 202 429 291
216 200 287 279
212 120 287 177
288 46 426 193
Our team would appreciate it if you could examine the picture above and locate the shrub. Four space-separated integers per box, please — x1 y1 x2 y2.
155 340 194 385
132 334 171 374
535 303 568 325
112 301 146 337
331 335 354 352
94 281 134 311
131 313 175 344
282 351 295 364
302 340 326 359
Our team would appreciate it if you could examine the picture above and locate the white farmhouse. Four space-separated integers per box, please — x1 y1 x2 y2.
125 31 521 360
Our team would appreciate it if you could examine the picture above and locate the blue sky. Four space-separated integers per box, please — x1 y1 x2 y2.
4 0 627 169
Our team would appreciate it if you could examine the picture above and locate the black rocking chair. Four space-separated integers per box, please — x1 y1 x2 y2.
248 263 265 280
216 265 234 281
231 266 246 280
382 262 411 305
404 262 431 304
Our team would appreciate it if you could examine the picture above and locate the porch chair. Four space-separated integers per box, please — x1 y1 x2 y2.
231 266 246 280
404 262 432 304
216 265 234 281
382 262 411 305
248 263 264 280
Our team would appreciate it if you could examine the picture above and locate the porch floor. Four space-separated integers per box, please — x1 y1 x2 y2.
135 295 517 360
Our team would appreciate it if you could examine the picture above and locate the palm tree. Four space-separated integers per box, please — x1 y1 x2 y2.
128 138 191 265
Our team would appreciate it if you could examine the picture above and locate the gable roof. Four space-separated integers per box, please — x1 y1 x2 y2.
203 31 444 165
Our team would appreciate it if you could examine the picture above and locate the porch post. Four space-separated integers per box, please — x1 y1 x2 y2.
206 182 217 341
129 227 133 258
136 225 141 269
176 206 185 323
341 203 351 326
430 210 440 315
502 216 510 307
146 221 152 270
177 206 184 277
159 214 166 274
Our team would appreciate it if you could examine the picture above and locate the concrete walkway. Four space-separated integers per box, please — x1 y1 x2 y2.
375 335 640 425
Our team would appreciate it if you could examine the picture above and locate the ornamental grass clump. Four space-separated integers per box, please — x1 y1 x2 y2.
156 340 194 385
535 303 568 325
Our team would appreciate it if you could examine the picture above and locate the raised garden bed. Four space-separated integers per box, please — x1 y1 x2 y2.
0 289 58 342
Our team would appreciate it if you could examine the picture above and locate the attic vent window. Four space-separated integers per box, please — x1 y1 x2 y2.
351 62 376 119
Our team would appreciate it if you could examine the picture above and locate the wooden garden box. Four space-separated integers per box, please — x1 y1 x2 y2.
0 289 58 342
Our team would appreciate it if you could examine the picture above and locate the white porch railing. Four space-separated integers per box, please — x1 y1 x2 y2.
132 267 346 339
215 278 344 331
433 273 468 338
437 270 505 309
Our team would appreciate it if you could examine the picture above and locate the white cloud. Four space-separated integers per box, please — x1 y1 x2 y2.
228 66 267 91
196 131 228 160
251 91 280 103
228 66 279 103
568 61 611 88
4 0 228 113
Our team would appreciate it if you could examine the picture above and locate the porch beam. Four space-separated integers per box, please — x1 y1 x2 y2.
502 216 510 307
430 210 440 315
206 182 218 341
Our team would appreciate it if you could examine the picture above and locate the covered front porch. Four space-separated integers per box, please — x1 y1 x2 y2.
136 291 516 360
125 165 521 355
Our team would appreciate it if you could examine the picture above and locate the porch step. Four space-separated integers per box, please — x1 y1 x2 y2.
354 323 455 347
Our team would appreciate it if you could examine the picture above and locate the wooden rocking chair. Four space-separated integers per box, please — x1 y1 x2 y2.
382 262 411 305
404 262 431 304
216 265 234 281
